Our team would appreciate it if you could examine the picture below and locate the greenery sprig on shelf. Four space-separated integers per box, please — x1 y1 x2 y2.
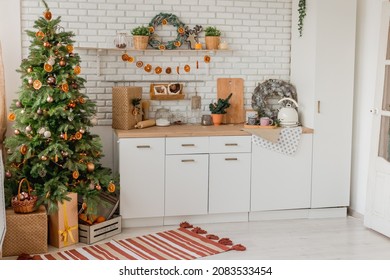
131 26 150 36
205 26 221 37
298 0 306 37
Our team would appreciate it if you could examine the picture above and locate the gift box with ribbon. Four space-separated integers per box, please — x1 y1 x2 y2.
48 192 79 248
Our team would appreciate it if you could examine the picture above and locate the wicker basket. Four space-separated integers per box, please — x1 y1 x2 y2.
11 178 38 214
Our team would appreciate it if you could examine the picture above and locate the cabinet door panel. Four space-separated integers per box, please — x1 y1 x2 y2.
119 138 165 219
166 137 209 155
251 134 312 211
209 153 251 213
209 136 251 153
165 154 209 216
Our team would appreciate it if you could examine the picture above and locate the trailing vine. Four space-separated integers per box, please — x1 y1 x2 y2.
298 0 306 37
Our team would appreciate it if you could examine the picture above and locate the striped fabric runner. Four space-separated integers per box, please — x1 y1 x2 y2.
35 228 232 260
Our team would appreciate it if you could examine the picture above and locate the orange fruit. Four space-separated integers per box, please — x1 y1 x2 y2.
74 65 81 75
7 112 16 121
33 80 42 90
44 63 53 72
96 216 106 223
78 213 88 222
107 182 116 193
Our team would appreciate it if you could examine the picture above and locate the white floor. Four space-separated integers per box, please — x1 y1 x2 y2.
4 216 390 260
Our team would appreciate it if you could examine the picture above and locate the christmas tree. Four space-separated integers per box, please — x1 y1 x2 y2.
4 0 118 214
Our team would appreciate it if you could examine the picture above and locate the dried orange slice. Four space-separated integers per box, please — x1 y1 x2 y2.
75 131 82 140
176 66 180 74
74 65 81 75
44 63 53 72
155 66 162 74
72 170 79 179
174 41 181 47
162 19 168 25
127 56 134 63
178 27 185 34
149 26 155 33
79 97 86 104
61 83 69 92
66 44 74 53
144 64 152 73
196 60 199 69
184 64 190 72
107 182 116 193
166 67 172 74
36 31 45 39
136 61 143 68
122 53 130 61
33 80 42 90
8 112 16 121
204 55 211 63
159 45 166 50
20 144 28 155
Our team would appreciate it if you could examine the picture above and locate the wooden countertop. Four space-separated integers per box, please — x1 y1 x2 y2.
115 124 314 138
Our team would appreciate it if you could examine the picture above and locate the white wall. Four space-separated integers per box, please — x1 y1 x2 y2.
350 0 384 215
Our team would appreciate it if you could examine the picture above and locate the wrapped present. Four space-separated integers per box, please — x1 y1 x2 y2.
2 205 48 257
48 192 79 248
112 86 143 130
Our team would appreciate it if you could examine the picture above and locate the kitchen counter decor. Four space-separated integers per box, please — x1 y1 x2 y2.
148 13 188 50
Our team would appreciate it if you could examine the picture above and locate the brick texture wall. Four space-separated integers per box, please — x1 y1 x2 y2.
21 0 292 125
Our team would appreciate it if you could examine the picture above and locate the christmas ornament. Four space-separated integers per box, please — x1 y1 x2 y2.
74 131 82 140
46 75 56 86
69 52 75 57
39 169 47 177
78 97 85 104
66 44 74 53
91 117 98 125
61 151 69 157
43 131 51 138
47 95 54 103
16 101 22 107
7 149 12 155
61 83 69 92
21 109 25 114
5 170 12 178
44 63 53 72
72 170 79 179
71 83 78 89
27 66 33 73
95 185 101 191
59 59 66 67
86 162 95 172
14 129 20 135
74 65 81 75
33 80 42 90
35 31 45 39
43 41 51 48
7 112 16 121
79 128 85 134
37 108 43 115
89 182 95 190
68 115 74 121
107 182 116 193
68 101 76 108
25 125 32 133
41 155 48 161
28 77 33 85
38 127 46 135
44 10 52 20
48 56 55 65
20 144 28 155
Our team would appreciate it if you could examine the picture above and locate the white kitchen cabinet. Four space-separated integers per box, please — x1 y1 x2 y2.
291 0 356 209
165 154 209 216
251 134 313 211
209 153 251 214
119 138 165 219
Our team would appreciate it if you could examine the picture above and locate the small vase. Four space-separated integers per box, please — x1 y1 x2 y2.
205 36 220 50
114 32 129 49
211 114 223 126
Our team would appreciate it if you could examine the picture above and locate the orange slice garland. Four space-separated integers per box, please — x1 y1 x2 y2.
127 56 135 63
166 67 172 74
33 80 42 90
144 64 152 73
122 53 130 61
155 66 162 74
184 64 190 73
196 61 199 69
204 55 211 63
176 66 180 75
136 61 144 68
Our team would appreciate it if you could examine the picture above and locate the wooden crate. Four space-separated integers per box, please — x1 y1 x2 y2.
112 86 142 130
79 216 122 245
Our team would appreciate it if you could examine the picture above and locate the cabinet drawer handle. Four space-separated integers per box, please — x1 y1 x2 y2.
136 145 151 149
225 158 238 161
225 143 238 146
181 159 195 162
181 144 195 147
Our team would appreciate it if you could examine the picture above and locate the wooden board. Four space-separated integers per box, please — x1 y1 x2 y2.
217 78 245 124
244 124 277 129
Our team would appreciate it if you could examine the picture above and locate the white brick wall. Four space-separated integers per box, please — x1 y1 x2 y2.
21 0 292 125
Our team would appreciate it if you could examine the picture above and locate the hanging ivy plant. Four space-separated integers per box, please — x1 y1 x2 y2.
298 0 306 37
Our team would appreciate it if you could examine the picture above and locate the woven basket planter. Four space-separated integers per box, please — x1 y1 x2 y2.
205 36 220 50
133 36 149 50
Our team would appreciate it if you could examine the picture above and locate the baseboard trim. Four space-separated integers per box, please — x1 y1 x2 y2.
250 207 347 221
347 207 364 219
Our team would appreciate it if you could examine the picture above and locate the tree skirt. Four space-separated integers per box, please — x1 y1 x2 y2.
29 223 246 260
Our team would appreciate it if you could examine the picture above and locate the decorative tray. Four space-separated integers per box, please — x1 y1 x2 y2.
243 124 277 129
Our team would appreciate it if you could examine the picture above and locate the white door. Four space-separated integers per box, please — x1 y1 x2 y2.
365 2 390 237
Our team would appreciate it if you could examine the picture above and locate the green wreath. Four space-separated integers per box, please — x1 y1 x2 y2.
148 13 187 50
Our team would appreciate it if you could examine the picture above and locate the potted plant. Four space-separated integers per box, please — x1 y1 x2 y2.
209 93 232 126
204 26 221 50
131 26 150 50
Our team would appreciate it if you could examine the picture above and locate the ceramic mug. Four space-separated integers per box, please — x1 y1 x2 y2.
260 117 274 126
247 116 258 125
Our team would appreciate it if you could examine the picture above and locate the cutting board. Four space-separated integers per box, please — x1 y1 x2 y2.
217 78 245 124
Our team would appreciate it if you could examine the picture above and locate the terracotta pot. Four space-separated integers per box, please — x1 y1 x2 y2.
133 36 149 50
205 36 220 50
211 114 224 126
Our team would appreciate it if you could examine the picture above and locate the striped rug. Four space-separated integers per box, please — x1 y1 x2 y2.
33 226 245 260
